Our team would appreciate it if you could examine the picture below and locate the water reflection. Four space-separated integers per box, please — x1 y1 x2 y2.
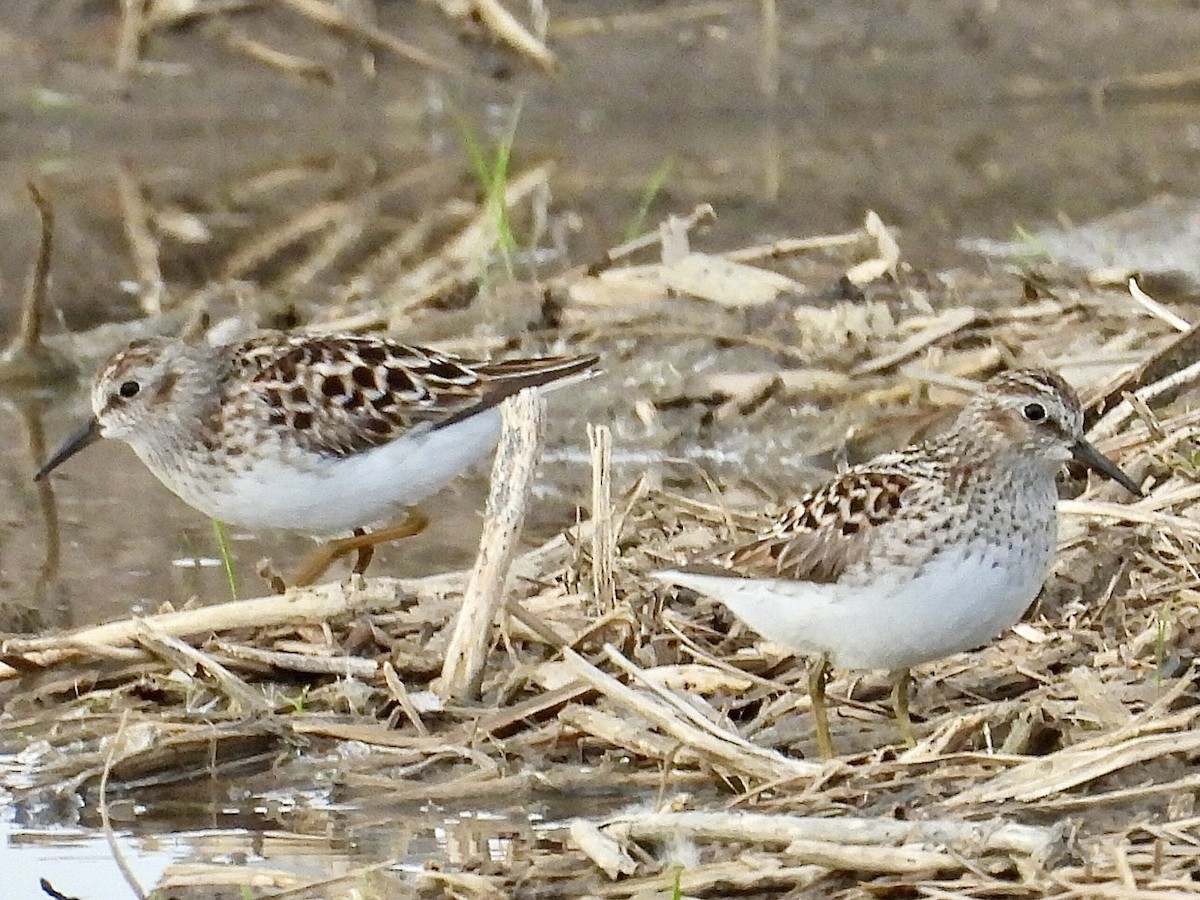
0 765 642 898
0 398 65 633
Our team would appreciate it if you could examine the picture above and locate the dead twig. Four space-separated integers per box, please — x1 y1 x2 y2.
99 710 148 900
588 424 617 612
276 0 458 74
0 184 76 385
440 390 546 701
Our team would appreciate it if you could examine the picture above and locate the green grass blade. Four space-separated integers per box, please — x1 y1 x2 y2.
624 157 675 242
212 519 238 601
452 99 525 277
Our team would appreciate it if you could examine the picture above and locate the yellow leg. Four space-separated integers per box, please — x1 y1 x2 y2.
808 655 834 759
291 509 430 587
890 667 917 747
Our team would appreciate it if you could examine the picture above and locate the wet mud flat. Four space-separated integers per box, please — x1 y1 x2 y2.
3 1 1200 898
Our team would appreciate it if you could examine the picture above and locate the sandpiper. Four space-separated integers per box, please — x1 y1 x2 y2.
37 331 598 584
653 368 1141 758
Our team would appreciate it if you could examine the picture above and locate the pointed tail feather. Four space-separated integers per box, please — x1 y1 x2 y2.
435 354 600 429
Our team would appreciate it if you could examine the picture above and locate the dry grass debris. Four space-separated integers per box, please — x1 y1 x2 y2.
6 185 1200 896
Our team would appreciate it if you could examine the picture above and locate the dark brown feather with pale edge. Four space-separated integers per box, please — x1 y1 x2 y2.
228 334 597 458
718 467 918 584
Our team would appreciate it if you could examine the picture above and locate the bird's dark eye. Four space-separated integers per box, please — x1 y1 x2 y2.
118 380 140 399
1023 402 1046 422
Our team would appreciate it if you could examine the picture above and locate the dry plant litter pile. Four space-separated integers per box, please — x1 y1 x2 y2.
2 182 1200 898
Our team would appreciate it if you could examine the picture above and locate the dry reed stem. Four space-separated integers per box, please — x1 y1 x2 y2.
14 183 52 355
1127 278 1191 332
159 864 307 892
100 710 148 900
592 203 714 271
569 818 637 880
1091 356 1200 440
382 660 428 735
558 703 701 763
1081 318 1200 416
210 639 379 677
0 577 420 674
115 0 143 75
562 646 818 781
852 308 977 376
468 0 557 71
276 0 457 73
1033 771 1200 812
440 390 546 701
844 210 900 285
136 625 269 714
213 24 332 83
1058 499 1200 539
722 228 862 263
114 166 163 314
601 810 1062 859
549 1 736 38
956 727 1200 805
588 423 617 612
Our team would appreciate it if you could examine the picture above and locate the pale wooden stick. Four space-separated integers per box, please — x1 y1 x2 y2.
0 576 424 673
115 0 144 76
601 810 1062 860
569 818 637 880
1089 356 1200 440
756 0 779 98
1128 277 1191 332
210 639 379 678
440 390 546 701
588 423 616 612
382 661 428 736
470 0 557 71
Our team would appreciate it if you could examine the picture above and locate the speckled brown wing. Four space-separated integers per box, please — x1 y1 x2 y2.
717 467 919 584
229 333 596 458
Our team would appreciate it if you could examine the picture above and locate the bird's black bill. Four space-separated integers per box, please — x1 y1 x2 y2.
1070 439 1142 497
34 417 101 481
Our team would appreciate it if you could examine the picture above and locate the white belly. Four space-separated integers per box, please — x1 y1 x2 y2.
655 542 1052 671
146 410 501 536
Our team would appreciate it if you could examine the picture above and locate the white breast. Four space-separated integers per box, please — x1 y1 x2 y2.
655 533 1056 671
141 409 501 536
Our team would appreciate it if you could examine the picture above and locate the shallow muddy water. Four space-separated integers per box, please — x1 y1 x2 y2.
3 1 1200 895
